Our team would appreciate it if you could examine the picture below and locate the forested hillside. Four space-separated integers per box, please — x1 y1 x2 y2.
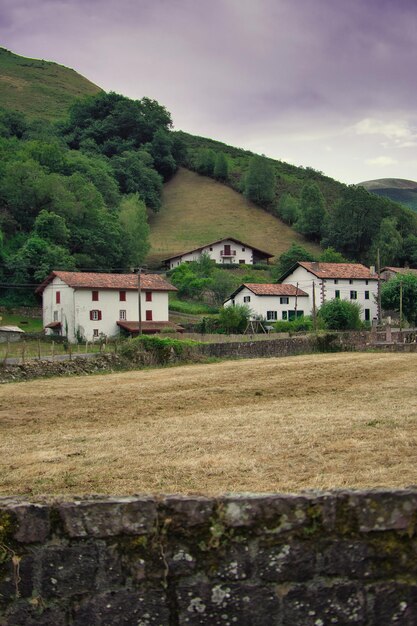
179 132 417 269
0 92 184 304
360 178 417 213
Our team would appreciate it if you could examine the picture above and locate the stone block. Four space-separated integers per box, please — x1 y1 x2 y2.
58 497 157 538
1 602 67 626
281 582 366 625
256 541 315 582
177 580 281 625
4 503 50 544
72 588 170 626
0 555 34 605
348 490 417 533
367 583 417 625
40 544 98 598
159 496 215 530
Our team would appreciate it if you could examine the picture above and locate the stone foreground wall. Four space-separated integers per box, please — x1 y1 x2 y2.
1 490 417 625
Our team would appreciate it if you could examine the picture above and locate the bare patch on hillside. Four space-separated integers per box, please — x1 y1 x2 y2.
0 352 416 498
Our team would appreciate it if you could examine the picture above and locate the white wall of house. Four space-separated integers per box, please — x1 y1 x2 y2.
282 266 378 321
43 277 170 341
225 286 310 322
168 240 255 269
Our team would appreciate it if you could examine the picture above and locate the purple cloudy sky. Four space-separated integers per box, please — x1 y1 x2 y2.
1 0 417 183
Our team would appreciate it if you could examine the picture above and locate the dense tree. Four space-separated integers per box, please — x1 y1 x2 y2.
111 151 162 212
195 149 216 177
322 185 383 262
273 243 316 278
33 210 69 245
370 217 403 267
213 152 229 181
295 182 326 241
119 194 150 267
151 128 177 181
319 247 349 263
11 235 76 283
276 193 299 225
381 273 417 326
318 298 362 330
218 304 250 334
244 156 275 207
402 235 417 267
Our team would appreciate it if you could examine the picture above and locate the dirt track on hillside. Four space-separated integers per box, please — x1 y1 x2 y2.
1 352 416 498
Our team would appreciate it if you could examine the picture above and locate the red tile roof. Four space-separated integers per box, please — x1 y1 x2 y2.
382 266 417 275
36 271 177 294
243 283 308 296
162 238 274 262
117 321 184 333
225 283 308 302
297 262 378 280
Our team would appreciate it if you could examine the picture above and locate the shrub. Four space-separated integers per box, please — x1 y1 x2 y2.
218 304 250 334
119 334 200 364
318 298 362 330
273 316 314 333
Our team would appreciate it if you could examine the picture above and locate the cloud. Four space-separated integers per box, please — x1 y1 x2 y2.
365 156 398 166
354 118 411 140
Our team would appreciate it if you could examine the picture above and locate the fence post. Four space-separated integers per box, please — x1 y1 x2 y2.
21 341 26 364
38 338 41 360
51 340 55 361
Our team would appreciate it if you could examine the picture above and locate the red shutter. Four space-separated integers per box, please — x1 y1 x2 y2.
98 310 102 321
146 310 153 321
90 311 93 321
120 290 126 301
56 291 60 304
92 290 99 301
145 291 152 302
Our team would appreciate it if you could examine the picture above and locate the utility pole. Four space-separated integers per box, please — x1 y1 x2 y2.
312 280 317 331
294 282 298 318
399 280 403 332
137 268 142 335
377 248 382 325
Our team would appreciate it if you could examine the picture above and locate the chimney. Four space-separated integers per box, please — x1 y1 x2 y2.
311 262 320 272
370 265 376 275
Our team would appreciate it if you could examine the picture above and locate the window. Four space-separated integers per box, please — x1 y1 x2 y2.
365 291 369 300
350 291 357 300
243 296 251 303
267 311 277 321
146 310 153 321
119 310 126 320
209 247 213 251
365 280 369 285
349 279 353 285
239 259 245 264
90 310 102 321
242 247 246 251
53 311 59 321
145 291 152 302
280 297 289 304
282 311 288 320
92 290 99 301
56 291 60 304
365 309 370 321
335 290 340 299
334 279 338 285
93 329 99 338
119 290 126 302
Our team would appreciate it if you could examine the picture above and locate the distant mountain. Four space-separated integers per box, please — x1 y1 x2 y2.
0 47 101 120
359 178 417 212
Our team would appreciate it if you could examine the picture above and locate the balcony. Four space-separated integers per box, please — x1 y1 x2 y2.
220 249 236 257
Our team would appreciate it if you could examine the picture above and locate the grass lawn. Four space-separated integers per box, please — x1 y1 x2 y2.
147 168 321 266
0 312 43 333
1 352 416 498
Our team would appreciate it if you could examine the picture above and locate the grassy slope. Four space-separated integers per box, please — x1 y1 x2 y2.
360 178 417 212
0 47 101 120
147 167 321 265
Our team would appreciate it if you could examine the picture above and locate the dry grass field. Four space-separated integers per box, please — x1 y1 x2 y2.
1 352 416 498
147 168 320 265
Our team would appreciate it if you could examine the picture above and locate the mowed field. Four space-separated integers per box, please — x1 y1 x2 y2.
1 353 416 498
147 168 321 265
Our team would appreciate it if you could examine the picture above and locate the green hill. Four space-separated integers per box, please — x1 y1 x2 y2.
147 167 321 265
359 178 417 212
0 47 101 120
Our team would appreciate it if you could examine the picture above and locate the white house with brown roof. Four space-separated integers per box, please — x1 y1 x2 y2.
279 262 379 322
224 283 309 322
163 238 274 269
36 271 178 342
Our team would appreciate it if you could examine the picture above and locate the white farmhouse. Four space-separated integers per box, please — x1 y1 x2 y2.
224 283 309 322
163 238 273 269
36 271 179 342
279 262 378 322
